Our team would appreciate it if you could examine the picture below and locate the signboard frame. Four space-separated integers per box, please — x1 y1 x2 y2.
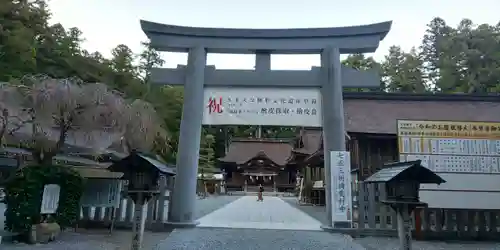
203 87 322 127
396 119 500 209
80 179 123 208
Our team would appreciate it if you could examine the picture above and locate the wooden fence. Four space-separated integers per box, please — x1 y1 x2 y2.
78 181 500 241
78 189 171 232
348 182 500 241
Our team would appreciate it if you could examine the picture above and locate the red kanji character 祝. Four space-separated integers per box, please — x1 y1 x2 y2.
207 97 223 114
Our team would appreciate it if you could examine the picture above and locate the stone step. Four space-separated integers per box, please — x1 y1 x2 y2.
229 191 296 197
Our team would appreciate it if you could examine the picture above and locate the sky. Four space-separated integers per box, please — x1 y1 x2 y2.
47 0 500 70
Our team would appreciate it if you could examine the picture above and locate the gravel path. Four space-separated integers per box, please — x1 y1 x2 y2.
154 227 365 250
8 195 499 250
194 195 240 219
2 195 240 249
198 196 322 230
281 197 500 250
355 237 500 250
280 197 329 225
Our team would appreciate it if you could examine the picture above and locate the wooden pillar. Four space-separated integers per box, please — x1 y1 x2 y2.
396 204 412 250
156 175 167 224
131 193 147 250
414 208 422 240
273 175 276 192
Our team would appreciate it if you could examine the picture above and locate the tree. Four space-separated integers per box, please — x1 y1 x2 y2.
382 46 427 92
0 0 51 81
197 132 218 197
452 21 500 93
419 17 457 92
342 53 379 70
9 75 125 164
138 41 165 85
198 133 217 174
0 83 30 147
5 2 500 169
122 99 168 153
111 44 136 75
342 54 383 91
0 1 174 162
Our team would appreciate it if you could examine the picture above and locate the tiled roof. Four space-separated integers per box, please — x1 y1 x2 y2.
220 93 500 164
218 139 293 166
344 99 500 134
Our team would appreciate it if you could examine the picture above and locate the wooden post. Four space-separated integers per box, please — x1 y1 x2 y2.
109 207 116 234
414 208 422 240
131 192 147 250
396 204 412 250
156 175 167 224
273 175 276 193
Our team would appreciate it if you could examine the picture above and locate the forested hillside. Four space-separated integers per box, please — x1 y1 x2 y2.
2 1 500 167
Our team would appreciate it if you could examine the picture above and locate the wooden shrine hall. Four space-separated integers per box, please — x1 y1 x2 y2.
218 91 500 204
219 128 323 193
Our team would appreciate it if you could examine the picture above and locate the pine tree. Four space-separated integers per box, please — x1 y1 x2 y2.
198 133 217 176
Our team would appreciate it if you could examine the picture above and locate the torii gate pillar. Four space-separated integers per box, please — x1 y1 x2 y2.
141 20 392 229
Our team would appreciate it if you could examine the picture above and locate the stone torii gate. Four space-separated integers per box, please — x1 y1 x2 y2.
140 20 392 229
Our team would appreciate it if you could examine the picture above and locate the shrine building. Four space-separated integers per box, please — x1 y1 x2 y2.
219 137 302 193
218 91 500 200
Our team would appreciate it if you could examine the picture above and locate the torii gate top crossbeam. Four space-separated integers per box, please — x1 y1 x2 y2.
141 20 392 54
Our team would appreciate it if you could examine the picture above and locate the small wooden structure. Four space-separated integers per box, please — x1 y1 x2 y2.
198 170 225 195
77 166 124 233
107 151 175 250
365 160 445 249
108 152 175 200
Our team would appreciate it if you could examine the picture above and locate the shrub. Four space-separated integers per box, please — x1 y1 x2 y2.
4 164 84 234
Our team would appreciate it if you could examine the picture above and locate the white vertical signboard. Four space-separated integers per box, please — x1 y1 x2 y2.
330 151 353 225
40 184 61 214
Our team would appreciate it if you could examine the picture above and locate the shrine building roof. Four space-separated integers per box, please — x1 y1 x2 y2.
218 138 293 166
344 92 500 134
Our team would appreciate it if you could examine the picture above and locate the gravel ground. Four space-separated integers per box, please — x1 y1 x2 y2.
281 197 500 250
9 195 499 250
154 227 366 250
281 197 329 224
2 195 241 250
355 237 500 250
194 195 240 219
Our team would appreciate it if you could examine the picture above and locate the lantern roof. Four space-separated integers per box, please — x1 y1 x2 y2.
365 160 445 184
108 151 176 176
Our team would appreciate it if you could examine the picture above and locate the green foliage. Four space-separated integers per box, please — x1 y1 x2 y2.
4 165 84 234
199 132 217 174
2 0 500 163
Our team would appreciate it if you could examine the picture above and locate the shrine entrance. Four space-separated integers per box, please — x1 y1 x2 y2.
140 19 392 230
243 172 276 192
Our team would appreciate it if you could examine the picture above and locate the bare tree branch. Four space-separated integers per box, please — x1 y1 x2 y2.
1 75 168 163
